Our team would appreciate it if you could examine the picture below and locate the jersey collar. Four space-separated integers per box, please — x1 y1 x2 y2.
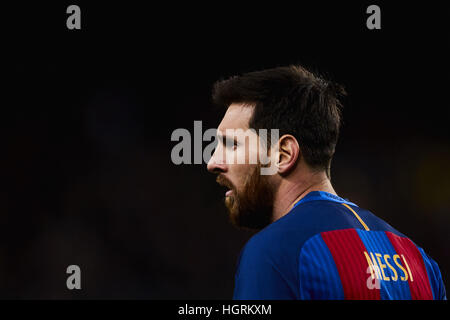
292 191 358 209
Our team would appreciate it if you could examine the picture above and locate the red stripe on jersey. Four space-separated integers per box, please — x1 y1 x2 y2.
385 232 433 300
321 229 380 300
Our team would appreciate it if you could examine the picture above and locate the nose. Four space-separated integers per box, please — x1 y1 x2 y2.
207 148 228 173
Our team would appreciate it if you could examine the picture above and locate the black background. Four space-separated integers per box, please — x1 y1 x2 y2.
2 2 449 298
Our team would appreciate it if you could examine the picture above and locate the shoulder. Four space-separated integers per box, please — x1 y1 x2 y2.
416 246 447 300
234 216 311 299
238 200 349 272
234 201 347 299
241 199 359 256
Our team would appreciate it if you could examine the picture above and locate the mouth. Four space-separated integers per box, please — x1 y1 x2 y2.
216 176 234 197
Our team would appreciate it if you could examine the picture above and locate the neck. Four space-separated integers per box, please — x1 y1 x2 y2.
271 170 337 222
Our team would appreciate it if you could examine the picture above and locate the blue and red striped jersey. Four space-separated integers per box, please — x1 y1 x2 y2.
233 191 446 300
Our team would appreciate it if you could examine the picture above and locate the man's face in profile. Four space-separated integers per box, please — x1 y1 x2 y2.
207 103 276 230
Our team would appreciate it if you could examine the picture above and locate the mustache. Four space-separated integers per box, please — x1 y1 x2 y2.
216 175 234 190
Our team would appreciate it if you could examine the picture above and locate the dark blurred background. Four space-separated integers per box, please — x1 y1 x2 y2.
2 2 449 298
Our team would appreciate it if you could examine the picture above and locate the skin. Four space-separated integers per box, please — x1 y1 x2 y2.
207 103 337 224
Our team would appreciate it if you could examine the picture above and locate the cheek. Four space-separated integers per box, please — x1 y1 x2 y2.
247 146 260 165
228 164 256 190
239 140 260 165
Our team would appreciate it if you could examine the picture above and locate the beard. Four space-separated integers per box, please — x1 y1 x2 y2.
216 164 274 230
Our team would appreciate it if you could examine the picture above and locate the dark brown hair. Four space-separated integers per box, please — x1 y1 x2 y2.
212 65 345 176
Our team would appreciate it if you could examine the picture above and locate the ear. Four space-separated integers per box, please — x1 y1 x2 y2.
277 134 300 174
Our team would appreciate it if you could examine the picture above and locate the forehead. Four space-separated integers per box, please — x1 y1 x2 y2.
218 103 254 132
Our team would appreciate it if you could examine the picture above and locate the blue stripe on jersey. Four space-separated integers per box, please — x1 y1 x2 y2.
417 247 446 300
299 234 344 300
356 229 412 300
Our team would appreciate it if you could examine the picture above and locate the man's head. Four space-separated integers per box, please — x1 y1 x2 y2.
207 65 345 230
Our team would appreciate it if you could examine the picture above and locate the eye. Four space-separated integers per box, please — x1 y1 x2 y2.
222 137 238 150
232 139 240 150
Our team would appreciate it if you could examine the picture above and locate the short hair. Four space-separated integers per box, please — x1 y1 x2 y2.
212 65 345 176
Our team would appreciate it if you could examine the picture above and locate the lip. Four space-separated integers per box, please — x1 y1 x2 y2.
217 175 234 197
